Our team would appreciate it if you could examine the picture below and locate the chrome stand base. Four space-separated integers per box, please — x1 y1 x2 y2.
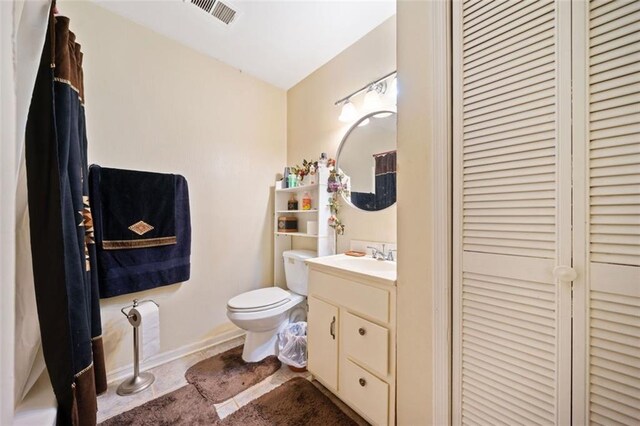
116 372 155 396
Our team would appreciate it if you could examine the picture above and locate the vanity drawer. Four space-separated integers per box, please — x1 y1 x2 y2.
342 311 389 377
309 270 390 323
341 359 389 426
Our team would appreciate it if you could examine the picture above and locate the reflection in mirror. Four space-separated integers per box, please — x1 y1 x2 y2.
337 111 397 211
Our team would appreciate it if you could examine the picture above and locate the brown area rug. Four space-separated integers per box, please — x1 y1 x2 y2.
220 378 363 426
100 378 367 426
185 345 281 403
100 384 218 426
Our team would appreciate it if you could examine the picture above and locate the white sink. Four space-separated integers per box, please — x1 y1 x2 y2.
333 256 396 274
305 254 397 285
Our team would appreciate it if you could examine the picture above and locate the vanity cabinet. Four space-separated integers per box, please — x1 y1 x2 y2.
307 296 339 391
307 267 396 426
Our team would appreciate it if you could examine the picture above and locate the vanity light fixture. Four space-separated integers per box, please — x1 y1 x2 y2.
374 77 398 118
335 70 397 122
339 100 358 122
363 82 386 112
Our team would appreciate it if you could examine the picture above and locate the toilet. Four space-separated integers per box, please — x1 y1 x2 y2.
227 250 316 362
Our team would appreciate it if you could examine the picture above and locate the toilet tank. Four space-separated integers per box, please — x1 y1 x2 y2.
283 250 316 296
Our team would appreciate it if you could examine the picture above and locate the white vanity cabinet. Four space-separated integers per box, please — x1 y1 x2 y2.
306 262 396 426
307 296 339 391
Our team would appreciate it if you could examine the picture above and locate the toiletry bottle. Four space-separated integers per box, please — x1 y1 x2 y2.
288 173 297 188
283 167 290 189
288 194 298 211
302 192 312 210
319 153 328 167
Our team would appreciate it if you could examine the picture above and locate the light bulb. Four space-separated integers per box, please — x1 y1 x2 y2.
389 77 398 99
363 87 383 112
339 100 358 122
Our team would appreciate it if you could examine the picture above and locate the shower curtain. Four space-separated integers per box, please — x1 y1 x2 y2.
24 5 106 425
373 150 397 210
349 151 397 211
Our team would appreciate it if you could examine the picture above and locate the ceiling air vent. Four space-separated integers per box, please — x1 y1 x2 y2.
187 0 237 25
190 0 215 14
212 2 236 25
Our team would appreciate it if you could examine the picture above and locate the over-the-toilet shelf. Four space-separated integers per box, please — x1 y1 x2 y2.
273 164 335 287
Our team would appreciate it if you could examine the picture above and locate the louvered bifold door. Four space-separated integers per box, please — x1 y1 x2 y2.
572 1 640 425
453 0 573 424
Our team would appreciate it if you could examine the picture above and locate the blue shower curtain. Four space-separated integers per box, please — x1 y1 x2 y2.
24 6 106 425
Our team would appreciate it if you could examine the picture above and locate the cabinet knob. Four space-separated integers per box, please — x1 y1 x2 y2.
359 378 366 387
358 327 366 336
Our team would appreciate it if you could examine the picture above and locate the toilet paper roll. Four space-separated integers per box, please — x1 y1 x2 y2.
307 221 318 235
133 301 160 361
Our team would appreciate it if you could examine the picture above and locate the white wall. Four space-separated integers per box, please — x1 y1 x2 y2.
287 17 397 253
61 2 287 374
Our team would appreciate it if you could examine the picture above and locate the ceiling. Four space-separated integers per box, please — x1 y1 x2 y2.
94 0 396 89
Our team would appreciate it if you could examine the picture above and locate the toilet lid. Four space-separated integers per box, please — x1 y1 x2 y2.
227 287 291 311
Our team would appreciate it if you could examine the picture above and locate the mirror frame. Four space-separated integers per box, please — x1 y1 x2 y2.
335 109 397 212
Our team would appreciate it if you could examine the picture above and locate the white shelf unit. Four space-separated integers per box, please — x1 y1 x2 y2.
274 165 335 287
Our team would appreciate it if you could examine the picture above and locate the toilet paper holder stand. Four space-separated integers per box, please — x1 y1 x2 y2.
117 298 159 396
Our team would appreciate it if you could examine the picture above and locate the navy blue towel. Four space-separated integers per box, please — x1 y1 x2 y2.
89 165 191 298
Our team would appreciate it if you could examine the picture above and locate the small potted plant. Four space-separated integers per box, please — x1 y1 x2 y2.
291 159 319 186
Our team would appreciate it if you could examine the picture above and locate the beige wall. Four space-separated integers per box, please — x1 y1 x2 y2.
62 2 286 374
287 17 397 253
397 0 448 424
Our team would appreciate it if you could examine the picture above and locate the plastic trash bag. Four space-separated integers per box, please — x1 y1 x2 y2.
277 321 307 368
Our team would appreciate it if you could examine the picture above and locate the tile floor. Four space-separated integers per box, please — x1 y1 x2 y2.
97 336 310 423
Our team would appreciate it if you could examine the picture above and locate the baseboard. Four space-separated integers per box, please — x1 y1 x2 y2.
106 326 245 384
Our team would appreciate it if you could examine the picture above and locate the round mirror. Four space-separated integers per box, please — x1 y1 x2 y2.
336 111 397 211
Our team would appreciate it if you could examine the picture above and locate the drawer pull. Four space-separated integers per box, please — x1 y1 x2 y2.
330 316 336 340
359 378 367 387
358 327 366 336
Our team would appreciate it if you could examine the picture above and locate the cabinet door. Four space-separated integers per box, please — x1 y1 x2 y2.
307 296 339 391
573 1 640 424
453 0 573 424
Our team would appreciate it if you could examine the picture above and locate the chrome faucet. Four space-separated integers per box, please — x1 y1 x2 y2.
367 245 396 261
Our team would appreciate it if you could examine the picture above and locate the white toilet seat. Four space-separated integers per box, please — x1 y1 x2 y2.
227 287 292 313
227 291 304 319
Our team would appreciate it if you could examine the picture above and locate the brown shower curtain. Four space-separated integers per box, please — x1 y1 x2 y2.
24 4 107 425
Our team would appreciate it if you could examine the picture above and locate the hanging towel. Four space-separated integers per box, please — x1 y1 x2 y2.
98 167 177 249
89 165 191 298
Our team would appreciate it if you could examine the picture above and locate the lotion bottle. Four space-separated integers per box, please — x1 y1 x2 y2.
302 192 312 210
